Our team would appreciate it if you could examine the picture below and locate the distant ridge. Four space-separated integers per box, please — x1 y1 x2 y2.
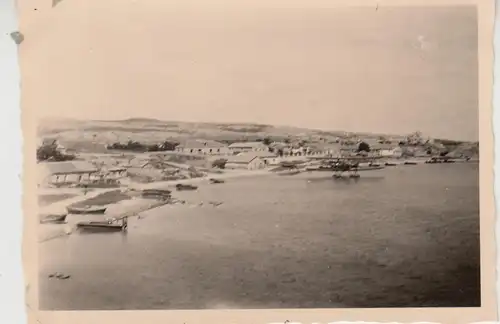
117 118 166 123
36 117 476 143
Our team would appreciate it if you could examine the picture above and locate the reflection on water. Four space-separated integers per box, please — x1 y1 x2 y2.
40 163 480 310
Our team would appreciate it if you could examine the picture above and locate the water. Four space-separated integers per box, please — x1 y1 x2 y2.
39 163 480 310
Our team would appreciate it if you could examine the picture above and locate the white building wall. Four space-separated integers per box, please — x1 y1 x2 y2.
176 147 231 155
225 162 248 170
249 158 266 170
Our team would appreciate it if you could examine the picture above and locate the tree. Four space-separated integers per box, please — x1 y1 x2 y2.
37 143 58 161
406 131 423 146
212 158 227 169
159 141 179 151
37 142 75 162
357 141 371 153
262 137 272 146
284 138 291 144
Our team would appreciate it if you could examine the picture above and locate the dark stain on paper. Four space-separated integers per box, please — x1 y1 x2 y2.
10 31 24 45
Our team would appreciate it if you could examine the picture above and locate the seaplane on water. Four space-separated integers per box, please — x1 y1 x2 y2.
307 154 385 179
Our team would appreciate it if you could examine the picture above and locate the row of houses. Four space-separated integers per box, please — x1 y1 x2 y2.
37 161 128 186
173 138 410 159
174 140 270 155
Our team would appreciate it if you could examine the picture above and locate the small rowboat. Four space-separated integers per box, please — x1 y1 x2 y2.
356 165 385 171
209 178 225 184
175 184 198 191
141 189 172 200
384 162 397 166
77 217 128 232
66 205 107 214
39 213 67 224
404 161 418 165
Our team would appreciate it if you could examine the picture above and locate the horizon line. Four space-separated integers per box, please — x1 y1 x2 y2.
38 116 478 143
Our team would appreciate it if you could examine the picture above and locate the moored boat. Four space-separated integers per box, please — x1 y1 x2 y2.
39 213 67 224
67 205 107 214
209 178 225 184
175 184 198 191
141 189 172 200
77 217 128 232
356 165 385 171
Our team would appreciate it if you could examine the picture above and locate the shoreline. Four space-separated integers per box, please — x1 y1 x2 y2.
37 159 478 243
38 169 276 243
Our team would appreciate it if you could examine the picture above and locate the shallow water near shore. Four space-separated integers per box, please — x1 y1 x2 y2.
39 163 480 310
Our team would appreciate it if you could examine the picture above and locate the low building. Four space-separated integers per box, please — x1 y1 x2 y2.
369 143 396 157
37 161 100 186
340 144 359 156
103 167 128 180
228 141 269 154
238 151 278 165
225 153 266 170
175 140 230 155
391 147 404 158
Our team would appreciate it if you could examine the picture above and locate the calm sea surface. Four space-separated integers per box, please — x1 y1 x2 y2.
39 163 480 310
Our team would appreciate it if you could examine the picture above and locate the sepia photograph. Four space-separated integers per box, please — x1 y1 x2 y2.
18 0 497 322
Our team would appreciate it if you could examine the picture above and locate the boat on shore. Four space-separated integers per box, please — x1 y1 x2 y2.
384 162 397 166
425 157 459 164
141 189 172 200
175 184 198 191
66 205 107 214
77 217 128 232
308 164 384 172
404 161 418 165
209 178 225 184
39 213 67 224
356 165 385 171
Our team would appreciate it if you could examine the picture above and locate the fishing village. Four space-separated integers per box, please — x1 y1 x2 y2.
37 119 479 244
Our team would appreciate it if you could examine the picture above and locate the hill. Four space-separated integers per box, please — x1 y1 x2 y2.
36 117 477 154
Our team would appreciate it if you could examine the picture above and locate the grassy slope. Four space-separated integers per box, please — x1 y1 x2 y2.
37 118 478 155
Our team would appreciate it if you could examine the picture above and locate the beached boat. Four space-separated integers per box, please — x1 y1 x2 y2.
209 178 225 184
312 165 384 172
77 217 128 232
332 174 360 180
39 213 67 224
384 162 397 166
356 165 385 171
175 184 198 191
66 205 107 214
404 161 418 165
141 189 172 200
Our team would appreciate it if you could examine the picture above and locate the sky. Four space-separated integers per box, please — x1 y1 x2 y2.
19 1 478 141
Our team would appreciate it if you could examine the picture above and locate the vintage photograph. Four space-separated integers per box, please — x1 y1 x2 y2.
25 0 487 313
